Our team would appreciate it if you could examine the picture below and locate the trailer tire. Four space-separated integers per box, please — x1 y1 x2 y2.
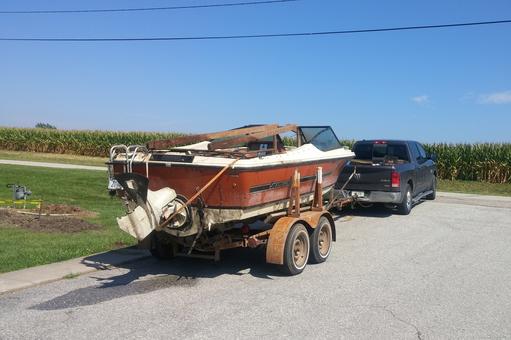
281 223 310 275
309 216 333 264
150 232 174 260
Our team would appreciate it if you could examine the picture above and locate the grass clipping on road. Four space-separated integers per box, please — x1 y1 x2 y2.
0 164 135 273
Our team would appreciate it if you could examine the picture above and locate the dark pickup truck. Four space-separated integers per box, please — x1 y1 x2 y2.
338 140 437 214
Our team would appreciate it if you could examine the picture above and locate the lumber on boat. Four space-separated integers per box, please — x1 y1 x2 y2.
208 124 298 151
146 124 279 150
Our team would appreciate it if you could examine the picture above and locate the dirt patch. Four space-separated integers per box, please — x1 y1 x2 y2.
0 208 100 233
29 204 97 218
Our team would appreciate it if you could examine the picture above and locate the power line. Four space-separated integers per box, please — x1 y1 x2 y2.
0 0 299 14
1 19 510 42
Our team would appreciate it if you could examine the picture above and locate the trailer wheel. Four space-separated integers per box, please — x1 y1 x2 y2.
310 216 333 264
150 232 174 260
282 223 310 275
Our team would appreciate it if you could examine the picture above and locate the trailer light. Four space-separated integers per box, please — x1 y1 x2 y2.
391 171 400 188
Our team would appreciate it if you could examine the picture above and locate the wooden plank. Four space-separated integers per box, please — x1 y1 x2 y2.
147 134 208 150
208 124 298 150
147 124 279 150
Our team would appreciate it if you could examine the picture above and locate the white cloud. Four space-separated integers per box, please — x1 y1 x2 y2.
411 95 429 104
478 90 511 104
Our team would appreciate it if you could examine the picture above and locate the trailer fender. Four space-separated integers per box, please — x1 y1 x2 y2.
297 211 336 242
266 211 336 265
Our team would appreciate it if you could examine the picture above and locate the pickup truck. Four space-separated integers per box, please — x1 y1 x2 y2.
338 140 437 214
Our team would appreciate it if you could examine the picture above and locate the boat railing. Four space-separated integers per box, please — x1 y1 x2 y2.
107 144 149 190
109 144 149 172
127 145 149 173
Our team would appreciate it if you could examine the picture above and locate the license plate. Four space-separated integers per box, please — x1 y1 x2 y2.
351 191 365 198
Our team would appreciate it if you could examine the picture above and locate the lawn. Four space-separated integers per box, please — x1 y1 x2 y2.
0 164 134 273
0 150 106 166
438 179 511 197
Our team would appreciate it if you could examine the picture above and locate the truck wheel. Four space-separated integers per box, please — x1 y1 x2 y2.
282 223 310 275
150 232 174 260
309 216 333 264
397 185 412 215
426 177 437 200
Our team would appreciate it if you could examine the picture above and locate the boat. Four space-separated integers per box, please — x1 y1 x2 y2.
107 124 354 251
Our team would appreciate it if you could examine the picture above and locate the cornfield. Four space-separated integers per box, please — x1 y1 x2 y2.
0 127 509 183
424 143 511 184
0 127 183 157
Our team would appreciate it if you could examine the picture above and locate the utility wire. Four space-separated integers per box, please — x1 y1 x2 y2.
1 19 510 42
0 0 299 14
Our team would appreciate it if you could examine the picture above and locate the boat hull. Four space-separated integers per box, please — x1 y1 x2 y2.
114 158 348 210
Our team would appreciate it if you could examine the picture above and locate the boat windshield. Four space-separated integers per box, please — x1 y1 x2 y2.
299 126 342 151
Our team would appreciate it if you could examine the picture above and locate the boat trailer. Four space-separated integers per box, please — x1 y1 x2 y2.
142 166 357 275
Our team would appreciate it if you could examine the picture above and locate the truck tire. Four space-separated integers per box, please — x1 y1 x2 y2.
426 177 437 200
282 223 310 275
397 184 412 215
150 232 174 260
309 216 333 264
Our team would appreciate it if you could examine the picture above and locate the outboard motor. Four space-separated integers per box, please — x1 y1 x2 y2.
113 173 189 241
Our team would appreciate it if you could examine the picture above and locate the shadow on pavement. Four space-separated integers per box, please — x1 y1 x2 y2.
31 247 284 311
31 200 430 311
332 204 393 219
332 200 428 220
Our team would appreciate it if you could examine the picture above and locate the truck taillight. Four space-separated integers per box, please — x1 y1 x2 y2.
391 171 400 188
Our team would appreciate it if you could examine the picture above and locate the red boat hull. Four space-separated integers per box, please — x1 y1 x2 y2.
114 158 347 209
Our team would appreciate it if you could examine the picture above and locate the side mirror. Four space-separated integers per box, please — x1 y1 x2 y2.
429 153 437 162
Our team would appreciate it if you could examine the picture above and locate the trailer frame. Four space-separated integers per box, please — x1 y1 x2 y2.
147 166 357 275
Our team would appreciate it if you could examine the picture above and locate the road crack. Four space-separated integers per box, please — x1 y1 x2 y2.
380 305 423 340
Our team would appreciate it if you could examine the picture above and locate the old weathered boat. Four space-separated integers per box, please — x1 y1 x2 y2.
107 124 354 271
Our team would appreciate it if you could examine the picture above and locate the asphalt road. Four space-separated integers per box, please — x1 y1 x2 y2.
1 194 510 339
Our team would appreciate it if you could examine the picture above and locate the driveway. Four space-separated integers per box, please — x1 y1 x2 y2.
0 193 510 339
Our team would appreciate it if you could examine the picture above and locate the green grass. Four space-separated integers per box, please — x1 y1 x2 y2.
0 164 135 273
0 150 107 166
438 179 511 197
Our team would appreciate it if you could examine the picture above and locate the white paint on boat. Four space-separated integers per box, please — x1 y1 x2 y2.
150 143 354 169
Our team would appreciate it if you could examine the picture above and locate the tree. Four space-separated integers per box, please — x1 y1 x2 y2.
35 122 57 129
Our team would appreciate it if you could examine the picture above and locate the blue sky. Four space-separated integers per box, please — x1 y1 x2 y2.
1 0 510 142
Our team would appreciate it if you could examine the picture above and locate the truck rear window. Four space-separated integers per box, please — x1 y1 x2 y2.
354 143 409 162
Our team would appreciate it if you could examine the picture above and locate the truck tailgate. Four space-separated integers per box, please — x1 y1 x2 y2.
339 162 396 192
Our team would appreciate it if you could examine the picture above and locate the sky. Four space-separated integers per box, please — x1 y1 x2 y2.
0 0 510 142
